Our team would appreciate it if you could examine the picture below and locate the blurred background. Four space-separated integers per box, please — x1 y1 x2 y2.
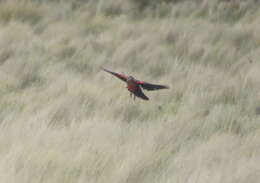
0 0 260 182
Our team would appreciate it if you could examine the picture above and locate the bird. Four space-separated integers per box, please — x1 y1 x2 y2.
101 67 169 101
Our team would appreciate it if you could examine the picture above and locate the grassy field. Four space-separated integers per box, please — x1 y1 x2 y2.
0 0 260 182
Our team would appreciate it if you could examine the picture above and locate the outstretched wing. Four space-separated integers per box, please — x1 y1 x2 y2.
101 67 128 82
137 81 169 91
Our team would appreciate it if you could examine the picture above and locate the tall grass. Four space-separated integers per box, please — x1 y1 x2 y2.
0 0 260 182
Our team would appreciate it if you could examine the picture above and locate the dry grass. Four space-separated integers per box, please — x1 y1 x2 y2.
0 0 260 182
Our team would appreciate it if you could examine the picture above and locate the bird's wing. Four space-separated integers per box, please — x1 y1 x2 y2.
133 87 149 100
137 80 169 91
101 67 128 82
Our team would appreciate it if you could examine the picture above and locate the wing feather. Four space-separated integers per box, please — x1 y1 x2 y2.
101 67 127 82
137 81 169 91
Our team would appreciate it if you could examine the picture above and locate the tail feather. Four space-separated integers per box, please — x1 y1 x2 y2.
133 88 149 100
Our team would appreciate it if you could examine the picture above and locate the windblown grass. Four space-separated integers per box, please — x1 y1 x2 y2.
0 0 260 182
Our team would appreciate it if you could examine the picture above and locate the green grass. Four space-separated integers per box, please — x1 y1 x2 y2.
0 0 260 182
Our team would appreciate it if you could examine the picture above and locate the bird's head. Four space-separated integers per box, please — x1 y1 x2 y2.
127 76 135 82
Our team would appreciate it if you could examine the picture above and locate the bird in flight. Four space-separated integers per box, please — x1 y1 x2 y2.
101 67 169 101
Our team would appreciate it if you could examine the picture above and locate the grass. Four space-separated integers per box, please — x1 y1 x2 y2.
0 0 260 182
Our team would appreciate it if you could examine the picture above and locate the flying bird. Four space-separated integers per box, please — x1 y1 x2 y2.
101 67 169 101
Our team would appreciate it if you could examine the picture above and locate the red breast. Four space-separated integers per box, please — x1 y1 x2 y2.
127 82 137 92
